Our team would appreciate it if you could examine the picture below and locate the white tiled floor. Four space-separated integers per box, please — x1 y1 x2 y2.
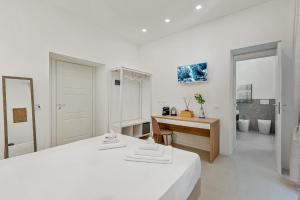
198 131 300 200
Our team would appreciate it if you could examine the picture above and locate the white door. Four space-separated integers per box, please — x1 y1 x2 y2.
56 60 94 145
275 42 282 174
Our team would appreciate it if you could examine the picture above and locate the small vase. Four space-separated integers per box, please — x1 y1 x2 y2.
199 104 206 118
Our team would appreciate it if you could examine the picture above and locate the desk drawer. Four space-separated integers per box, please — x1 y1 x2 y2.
156 118 210 129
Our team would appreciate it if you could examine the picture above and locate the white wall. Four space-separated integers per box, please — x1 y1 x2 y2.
295 0 300 123
0 0 140 159
122 78 141 121
236 56 276 99
289 0 300 183
139 0 296 168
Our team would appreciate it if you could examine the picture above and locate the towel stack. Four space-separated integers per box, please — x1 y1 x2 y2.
125 139 173 164
99 133 126 150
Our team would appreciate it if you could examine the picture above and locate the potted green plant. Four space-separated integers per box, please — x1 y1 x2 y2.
194 93 206 118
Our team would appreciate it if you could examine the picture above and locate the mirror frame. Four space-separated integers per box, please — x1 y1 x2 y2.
2 76 37 159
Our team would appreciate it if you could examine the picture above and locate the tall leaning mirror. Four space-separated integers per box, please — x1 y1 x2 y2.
2 76 37 159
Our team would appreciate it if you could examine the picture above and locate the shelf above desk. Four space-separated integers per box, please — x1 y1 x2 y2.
155 116 218 130
154 115 219 124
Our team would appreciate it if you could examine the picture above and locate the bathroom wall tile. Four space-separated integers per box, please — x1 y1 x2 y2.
237 99 275 133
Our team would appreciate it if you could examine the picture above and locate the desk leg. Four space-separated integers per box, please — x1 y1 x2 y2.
209 121 220 163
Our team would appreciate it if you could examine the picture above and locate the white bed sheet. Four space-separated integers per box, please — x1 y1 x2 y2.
0 134 201 200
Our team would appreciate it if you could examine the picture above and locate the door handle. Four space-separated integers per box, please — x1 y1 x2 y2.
273 102 281 114
8 143 15 146
57 104 66 110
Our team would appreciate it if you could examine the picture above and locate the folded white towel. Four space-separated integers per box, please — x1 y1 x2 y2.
125 146 173 164
135 146 164 157
146 137 155 144
124 157 171 164
99 142 126 150
102 138 120 144
104 133 118 140
138 143 159 151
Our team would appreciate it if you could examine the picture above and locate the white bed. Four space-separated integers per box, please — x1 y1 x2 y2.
0 134 201 200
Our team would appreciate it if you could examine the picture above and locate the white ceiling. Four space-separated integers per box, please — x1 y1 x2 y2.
44 0 272 45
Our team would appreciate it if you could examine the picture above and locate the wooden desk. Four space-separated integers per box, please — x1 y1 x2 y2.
154 116 220 163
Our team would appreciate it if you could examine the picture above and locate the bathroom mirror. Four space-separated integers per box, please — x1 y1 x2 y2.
2 76 37 159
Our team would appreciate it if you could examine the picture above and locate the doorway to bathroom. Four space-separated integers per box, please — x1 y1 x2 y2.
231 42 282 174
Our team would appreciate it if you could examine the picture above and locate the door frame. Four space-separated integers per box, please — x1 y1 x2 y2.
50 53 97 147
230 41 282 172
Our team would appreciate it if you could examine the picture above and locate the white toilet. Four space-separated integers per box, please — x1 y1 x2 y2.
238 119 250 132
258 119 271 134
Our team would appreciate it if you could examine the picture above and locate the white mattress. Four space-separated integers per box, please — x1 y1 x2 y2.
0 134 201 200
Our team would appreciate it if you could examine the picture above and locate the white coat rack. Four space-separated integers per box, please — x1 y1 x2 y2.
109 67 152 138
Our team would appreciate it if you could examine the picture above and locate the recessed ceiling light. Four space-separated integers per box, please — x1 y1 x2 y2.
195 4 202 10
142 28 147 33
164 18 171 23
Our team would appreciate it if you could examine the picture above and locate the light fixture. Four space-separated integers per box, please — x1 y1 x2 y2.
142 28 147 33
195 4 202 10
164 18 171 23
